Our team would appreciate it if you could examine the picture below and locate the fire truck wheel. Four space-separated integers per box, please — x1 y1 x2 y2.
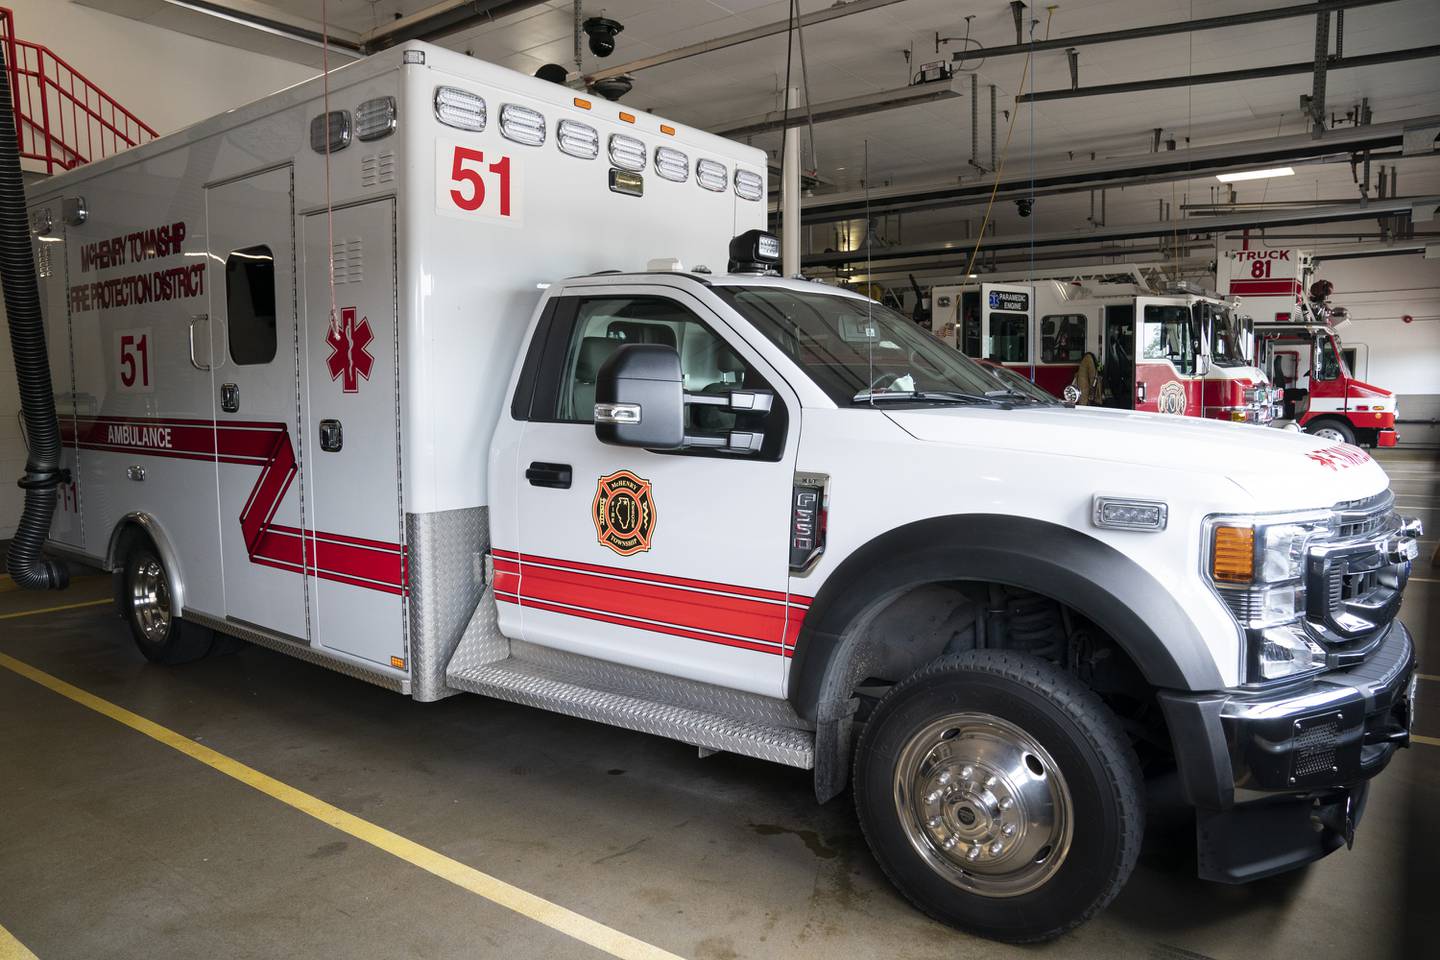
1306 419 1356 445
121 544 215 664
853 650 1143 943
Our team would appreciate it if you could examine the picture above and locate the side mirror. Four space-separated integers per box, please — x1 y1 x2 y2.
594 344 685 449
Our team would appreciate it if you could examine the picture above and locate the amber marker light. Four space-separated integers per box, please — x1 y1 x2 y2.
1211 526 1255 583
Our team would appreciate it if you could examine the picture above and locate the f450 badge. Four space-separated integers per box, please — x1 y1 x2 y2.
593 470 656 556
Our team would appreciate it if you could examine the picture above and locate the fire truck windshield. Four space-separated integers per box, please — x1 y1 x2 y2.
1199 302 1247 367
717 286 1020 407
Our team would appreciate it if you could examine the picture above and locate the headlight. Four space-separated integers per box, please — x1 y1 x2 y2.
1205 511 1332 682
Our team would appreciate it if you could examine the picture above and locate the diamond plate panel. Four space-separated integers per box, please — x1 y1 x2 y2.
186 611 408 693
449 656 814 768
406 506 491 702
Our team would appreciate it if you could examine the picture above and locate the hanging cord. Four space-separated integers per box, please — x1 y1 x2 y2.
322 0 339 341
776 1 796 240
792 0 819 174
1170 0 1193 282
960 6 1052 280
865 138 874 405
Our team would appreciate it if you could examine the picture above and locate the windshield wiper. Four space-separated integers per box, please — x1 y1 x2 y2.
983 388 1054 406
851 389 1011 407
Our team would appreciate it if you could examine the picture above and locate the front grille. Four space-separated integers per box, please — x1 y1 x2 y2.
1333 490 1394 540
1304 491 1406 654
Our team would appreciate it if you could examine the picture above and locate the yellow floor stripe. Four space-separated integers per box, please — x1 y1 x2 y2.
1414 735 1440 748
0 922 39 960
1418 674 1440 683
0 599 111 621
0 652 682 960
1409 576 1439 584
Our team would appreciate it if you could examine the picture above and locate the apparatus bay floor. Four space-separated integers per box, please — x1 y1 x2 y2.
0 446 1434 960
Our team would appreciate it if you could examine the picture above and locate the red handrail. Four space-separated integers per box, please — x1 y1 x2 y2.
1 6 157 174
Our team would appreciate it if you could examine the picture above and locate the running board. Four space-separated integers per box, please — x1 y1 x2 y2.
445 639 814 769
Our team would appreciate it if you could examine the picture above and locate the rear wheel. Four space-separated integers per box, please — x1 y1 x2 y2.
122 543 214 664
853 651 1143 943
1307 418 1355 445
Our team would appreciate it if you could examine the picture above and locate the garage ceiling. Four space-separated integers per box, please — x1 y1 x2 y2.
76 0 1440 260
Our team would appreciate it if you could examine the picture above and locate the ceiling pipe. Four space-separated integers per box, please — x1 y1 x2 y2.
1018 44 1440 103
582 0 910 83
154 0 364 56
790 114 1437 224
953 0 1395 63
801 196 1440 268
713 74 967 139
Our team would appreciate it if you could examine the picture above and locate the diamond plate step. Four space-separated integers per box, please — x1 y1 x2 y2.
446 654 815 769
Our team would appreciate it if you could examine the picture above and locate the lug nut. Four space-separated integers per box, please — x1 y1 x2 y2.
937 770 952 785
966 845 980 860
943 835 960 851
985 775 997 787
999 797 1014 810
926 789 944 803
1002 823 1016 836
927 817 942 829
960 765 974 779
990 841 1004 855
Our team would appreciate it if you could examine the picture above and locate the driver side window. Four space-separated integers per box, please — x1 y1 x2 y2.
527 295 778 445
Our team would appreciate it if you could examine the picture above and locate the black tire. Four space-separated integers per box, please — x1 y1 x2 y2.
121 542 214 664
1306 418 1356 445
853 651 1143 943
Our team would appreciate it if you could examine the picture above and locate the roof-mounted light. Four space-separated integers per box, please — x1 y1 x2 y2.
695 158 727 192
728 229 780 273
310 110 351 153
356 96 396 141
434 86 485 131
734 168 764 201
557 119 599 159
608 133 645 171
654 145 688 182
500 104 546 146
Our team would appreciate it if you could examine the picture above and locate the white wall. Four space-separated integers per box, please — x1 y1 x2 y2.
0 0 316 539
1315 255 1440 397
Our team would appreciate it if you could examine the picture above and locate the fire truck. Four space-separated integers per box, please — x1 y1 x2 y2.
12 43 1421 944
1217 248 1399 447
929 267 1279 424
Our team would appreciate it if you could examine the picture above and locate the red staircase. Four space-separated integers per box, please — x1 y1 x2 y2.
1 5 157 174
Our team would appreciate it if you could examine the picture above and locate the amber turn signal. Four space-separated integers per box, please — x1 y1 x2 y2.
1211 525 1255 583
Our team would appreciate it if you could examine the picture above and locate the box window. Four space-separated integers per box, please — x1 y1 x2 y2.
226 245 277 365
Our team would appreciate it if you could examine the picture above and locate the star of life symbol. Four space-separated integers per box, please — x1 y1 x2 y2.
326 306 375 393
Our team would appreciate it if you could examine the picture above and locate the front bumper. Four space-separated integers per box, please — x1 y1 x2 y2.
1158 619 1415 882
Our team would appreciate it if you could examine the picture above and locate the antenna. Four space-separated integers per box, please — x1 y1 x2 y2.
865 138 874 405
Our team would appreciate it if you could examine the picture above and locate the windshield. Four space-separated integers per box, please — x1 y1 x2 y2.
716 286 1023 406
1199 302 1247 367
979 363 1061 405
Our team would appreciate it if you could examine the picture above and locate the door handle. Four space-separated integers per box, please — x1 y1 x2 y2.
526 462 572 489
220 382 239 412
188 314 210 370
319 419 343 452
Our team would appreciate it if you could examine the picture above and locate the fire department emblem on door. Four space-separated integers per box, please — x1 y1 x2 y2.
326 306 375 393
593 470 656 556
1157 380 1187 416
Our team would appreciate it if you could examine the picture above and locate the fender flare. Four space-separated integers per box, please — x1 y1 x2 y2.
106 512 187 617
789 514 1224 723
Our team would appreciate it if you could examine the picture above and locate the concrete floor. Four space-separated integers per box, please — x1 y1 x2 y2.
1 447 1435 960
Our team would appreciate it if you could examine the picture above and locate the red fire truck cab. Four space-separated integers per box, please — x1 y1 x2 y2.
1258 319 1399 447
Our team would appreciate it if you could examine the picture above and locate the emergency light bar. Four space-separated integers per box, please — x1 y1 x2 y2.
434 86 486 131
558 119 599 159
609 134 645 171
733 169 764 201
696 159 727 192
655 146 689 182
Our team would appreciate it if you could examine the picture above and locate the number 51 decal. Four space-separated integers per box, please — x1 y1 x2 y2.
436 139 521 224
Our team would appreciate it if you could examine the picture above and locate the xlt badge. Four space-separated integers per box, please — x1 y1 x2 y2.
593 469 656 556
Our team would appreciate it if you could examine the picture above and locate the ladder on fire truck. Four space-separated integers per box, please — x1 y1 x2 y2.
1 5 157 175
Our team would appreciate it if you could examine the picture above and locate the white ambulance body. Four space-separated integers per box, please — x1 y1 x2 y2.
24 44 1421 943
30 43 767 693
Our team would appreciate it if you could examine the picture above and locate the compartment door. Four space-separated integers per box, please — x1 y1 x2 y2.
981 283 1034 367
301 200 406 671
206 166 308 640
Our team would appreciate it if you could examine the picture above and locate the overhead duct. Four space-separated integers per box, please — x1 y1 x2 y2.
790 114 1440 224
801 196 1440 268
712 75 967 139
0 47 69 590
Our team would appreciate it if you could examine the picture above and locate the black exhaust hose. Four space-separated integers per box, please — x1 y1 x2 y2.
0 47 69 590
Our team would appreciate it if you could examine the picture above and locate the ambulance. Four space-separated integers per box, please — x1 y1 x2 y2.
1217 247 1400 446
15 43 1421 943
929 267 1279 424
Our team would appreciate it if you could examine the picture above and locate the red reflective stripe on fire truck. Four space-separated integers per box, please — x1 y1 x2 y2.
492 550 813 657
1227 279 1304 296
66 416 406 595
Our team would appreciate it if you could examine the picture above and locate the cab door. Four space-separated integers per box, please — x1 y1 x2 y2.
981 283 1034 371
206 166 308 641
501 285 800 698
1135 296 1201 417
1101 304 1136 408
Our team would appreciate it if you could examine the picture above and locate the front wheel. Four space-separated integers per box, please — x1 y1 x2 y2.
1307 418 1356 445
853 651 1143 943
122 543 214 664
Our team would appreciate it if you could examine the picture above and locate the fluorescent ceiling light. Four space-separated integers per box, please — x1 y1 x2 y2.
1216 166 1294 183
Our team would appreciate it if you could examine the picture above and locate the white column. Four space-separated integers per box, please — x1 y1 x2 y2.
781 86 800 277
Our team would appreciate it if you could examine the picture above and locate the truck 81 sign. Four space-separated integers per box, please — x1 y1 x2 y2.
436 139 522 225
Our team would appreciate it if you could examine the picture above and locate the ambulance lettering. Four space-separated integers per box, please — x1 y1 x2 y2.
1305 444 1373 471
104 422 173 450
593 470 656 556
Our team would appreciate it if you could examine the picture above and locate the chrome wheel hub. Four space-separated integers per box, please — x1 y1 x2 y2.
894 713 1073 898
130 558 171 643
1313 427 1346 442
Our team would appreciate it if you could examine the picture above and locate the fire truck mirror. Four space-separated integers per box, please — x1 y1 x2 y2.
594 344 685 450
